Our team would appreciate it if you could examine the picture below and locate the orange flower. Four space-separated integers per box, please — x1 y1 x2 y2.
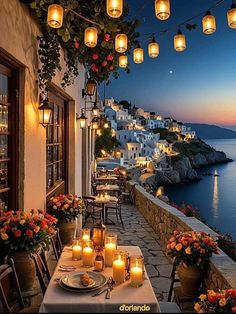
199 294 207 301
175 243 183 251
219 298 227 307
1 233 8 240
170 242 176 249
185 246 192 254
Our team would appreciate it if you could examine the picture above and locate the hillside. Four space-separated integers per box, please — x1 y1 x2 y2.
186 123 236 139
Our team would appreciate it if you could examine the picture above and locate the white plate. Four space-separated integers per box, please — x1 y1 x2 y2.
60 272 107 291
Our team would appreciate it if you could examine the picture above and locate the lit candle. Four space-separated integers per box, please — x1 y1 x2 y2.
113 251 126 283
105 242 116 266
82 228 90 243
82 244 94 267
130 256 144 287
72 240 82 261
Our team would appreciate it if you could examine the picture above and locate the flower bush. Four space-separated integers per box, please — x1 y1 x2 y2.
194 289 236 313
48 194 85 222
167 230 218 269
0 209 57 252
172 202 201 218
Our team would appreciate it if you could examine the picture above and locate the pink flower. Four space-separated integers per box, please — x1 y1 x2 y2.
104 34 111 42
14 230 22 238
92 53 99 60
107 54 113 61
74 41 79 49
91 64 98 72
102 61 108 67
109 66 114 71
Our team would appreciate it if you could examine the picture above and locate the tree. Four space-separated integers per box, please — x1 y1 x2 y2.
95 129 119 157
119 100 131 111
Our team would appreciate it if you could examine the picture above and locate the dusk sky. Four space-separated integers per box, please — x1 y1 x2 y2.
100 0 236 128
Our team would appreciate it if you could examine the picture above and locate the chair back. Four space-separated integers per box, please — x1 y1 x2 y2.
0 259 24 313
30 250 51 295
51 228 63 261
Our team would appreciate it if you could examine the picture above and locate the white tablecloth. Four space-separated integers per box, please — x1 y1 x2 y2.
39 246 160 313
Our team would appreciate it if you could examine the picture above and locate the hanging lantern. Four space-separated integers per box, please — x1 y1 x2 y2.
84 27 98 48
96 129 102 136
155 0 170 20
47 4 64 28
39 99 52 127
91 117 99 130
202 10 216 34
133 45 144 64
115 34 128 53
104 121 110 128
84 78 97 97
119 55 128 68
174 30 186 52
92 102 99 117
107 0 123 18
227 2 236 29
148 36 160 58
77 110 87 129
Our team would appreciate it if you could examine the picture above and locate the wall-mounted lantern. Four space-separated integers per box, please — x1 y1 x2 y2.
82 78 97 98
76 110 87 129
39 95 52 127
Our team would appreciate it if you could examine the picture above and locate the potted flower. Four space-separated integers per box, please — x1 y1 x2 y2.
194 289 236 313
167 230 218 297
0 209 57 291
48 194 85 244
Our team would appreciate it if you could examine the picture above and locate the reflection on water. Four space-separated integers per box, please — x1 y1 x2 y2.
212 175 219 219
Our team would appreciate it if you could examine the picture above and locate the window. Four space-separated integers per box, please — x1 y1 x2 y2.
124 135 127 139
132 147 134 151
46 91 68 197
0 60 19 211
136 147 138 151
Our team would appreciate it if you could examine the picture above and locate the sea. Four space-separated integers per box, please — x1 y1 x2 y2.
165 139 236 239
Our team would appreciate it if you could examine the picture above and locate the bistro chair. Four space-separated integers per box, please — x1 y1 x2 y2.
0 259 38 313
30 251 51 295
50 228 63 261
105 195 124 227
122 183 136 204
82 196 103 226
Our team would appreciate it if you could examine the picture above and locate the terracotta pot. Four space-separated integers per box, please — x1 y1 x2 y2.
9 251 36 292
177 264 203 297
57 220 76 245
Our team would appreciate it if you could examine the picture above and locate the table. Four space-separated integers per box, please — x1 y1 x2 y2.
96 184 120 193
94 195 118 224
39 246 160 313
96 176 118 182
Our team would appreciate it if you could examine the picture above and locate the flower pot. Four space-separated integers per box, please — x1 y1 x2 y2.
9 251 36 292
177 264 203 297
57 220 76 245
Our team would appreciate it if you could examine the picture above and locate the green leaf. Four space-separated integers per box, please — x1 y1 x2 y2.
30 2 37 9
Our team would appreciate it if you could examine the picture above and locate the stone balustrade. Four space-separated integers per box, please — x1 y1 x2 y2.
128 181 236 290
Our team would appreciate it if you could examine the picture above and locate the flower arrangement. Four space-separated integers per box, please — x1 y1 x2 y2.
194 289 236 313
167 230 218 269
0 209 57 252
172 202 201 218
48 194 85 222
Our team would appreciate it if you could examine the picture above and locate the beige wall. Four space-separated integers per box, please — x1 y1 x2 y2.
0 0 92 210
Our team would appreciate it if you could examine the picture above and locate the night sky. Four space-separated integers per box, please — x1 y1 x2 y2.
101 0 236 128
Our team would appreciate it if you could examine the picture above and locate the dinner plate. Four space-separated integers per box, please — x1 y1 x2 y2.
59 272 107 292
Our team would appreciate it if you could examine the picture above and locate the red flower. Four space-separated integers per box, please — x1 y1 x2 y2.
109 66 114 71
226 289 236 298
91 64 98 72
107 54 113 61
102 61 108 67
74 41 79 49
232 306 236 313
40 220 47 229
14 230 22 238
104 34 111 42
200 248 206 254
26 229 33 238
92 53 99 60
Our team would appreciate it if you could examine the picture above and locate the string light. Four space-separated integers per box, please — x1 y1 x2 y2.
84 27 98 48
47 4 64 28
174 30 186 52
107 0 123 18
155 0 170 20
148 36 159 58
227 1 236 28
202 10 216 34
133 44 144 64
115 34 128 53
119 55 128 68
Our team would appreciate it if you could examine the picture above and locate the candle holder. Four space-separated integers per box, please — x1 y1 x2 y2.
112 250 126 283
82 228 91 243
72 238 82 261
105 233 118 267
130 256 144 287
82 241 94 267
92 220 106 247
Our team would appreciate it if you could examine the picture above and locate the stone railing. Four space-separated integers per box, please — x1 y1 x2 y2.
128 181 236 290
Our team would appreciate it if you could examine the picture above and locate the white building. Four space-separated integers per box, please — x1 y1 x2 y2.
145 119 165 130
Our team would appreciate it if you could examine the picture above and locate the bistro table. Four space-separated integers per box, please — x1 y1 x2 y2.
94 195 118 225
96 184 120 195
39 246 160 313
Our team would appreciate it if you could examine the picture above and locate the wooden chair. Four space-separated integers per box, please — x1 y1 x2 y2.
30 251 51 295
0 259 38 313
105 196 124 227
82 196 103 226
122 184 136 204
50 228 63 261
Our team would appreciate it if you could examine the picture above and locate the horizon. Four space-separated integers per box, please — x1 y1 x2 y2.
99 0 236 126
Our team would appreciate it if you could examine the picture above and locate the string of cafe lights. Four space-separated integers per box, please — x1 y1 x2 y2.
47 0 236 68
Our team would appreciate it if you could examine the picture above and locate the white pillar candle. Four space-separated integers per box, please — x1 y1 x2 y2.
113 257 125 283
82 247 94 267
72 244 82 260
82 234 90 242
105 243 116 267
130 266 143 287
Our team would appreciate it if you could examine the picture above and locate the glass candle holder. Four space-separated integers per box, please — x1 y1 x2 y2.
112 250 126 283
72 239 82 261
82 228 91 243
130 256 144 287
82 241 94 267
105 233 118 267
92 220 106 247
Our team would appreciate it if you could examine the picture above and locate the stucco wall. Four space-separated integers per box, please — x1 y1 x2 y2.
0 0 89 209
129 182 236 291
